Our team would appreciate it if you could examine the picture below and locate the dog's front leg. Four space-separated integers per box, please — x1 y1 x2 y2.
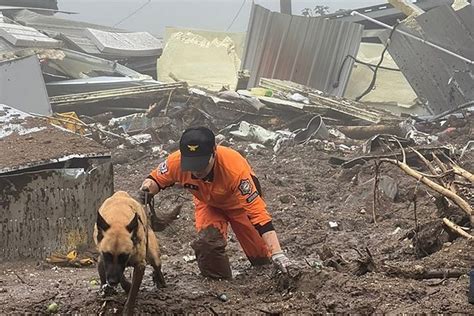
122 264 145 316
98 255 106 286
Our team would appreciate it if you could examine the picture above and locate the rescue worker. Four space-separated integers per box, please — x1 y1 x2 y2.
139 126 290 279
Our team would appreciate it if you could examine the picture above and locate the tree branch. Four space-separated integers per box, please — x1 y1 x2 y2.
381 158 473 225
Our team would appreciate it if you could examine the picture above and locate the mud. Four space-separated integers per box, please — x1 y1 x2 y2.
1 137 473 314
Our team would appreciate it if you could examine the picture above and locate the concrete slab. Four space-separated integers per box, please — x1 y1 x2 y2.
0 22 59 47
85 28 162 56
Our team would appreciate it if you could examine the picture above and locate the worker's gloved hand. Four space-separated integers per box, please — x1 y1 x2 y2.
271 251 291 274
138 187 154 205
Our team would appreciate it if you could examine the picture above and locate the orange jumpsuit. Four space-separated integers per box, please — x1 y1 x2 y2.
149 146 272 278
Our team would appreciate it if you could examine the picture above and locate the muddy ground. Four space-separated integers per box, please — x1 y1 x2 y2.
1 125 473 314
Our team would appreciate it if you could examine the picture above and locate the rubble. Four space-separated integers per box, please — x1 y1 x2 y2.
0 1 472 314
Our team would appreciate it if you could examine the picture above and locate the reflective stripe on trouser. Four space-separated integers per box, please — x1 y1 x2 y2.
192 199 271 278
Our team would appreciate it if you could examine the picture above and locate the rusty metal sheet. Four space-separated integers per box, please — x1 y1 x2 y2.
0 158 113 261
242 4 363 97
0 104 110 174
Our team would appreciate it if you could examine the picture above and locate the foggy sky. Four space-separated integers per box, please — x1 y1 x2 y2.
57 0 385 36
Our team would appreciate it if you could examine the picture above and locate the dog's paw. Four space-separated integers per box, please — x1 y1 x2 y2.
99 284 118 297
152 271 166 288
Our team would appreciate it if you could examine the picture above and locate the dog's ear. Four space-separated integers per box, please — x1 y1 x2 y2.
97 212 110 232
96 212 110 243
126 213 140 246
126 213 139 233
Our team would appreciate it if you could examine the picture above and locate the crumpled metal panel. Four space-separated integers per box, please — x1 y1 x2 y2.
380 5 474 114
0 55 52 116
0 37 16 54
242 4 364 97
0 159 113 261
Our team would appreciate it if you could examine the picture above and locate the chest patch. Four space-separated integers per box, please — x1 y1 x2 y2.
238 179 253 195
159 161 168 174
184 183 199 190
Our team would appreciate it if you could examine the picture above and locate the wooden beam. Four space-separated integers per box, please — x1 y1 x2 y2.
388 0 424 17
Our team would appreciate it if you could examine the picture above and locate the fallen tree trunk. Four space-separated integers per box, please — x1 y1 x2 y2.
338 125 403 140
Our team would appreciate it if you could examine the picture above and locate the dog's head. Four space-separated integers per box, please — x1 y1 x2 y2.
96 212 140 287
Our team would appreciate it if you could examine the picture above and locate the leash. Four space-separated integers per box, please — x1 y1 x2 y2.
141 191 156 254
144 190 161 232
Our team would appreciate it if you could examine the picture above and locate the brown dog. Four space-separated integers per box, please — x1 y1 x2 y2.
94 191 165 315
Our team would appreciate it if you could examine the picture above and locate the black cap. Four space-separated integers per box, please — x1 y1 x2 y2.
179 127 215 171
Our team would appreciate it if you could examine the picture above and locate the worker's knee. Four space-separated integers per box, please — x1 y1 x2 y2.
192 226 226 251
191 226 232 279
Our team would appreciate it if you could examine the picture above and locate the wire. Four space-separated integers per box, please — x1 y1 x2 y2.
355 22 401 102
427 100 474 122
333 53 401 89
226 0 247 31
113 0 152 27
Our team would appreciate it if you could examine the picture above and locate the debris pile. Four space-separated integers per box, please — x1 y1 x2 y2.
0 0 473 313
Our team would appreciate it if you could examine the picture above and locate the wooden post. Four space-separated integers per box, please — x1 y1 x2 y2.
388 0 424 17
280 0 292 15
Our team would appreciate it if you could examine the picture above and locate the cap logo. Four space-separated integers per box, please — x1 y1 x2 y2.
187 144 199 152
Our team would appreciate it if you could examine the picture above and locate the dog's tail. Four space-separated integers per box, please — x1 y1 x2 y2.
149 204 183 232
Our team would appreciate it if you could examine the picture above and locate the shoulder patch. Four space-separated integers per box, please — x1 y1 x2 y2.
239 179 253 195
159 161 168 174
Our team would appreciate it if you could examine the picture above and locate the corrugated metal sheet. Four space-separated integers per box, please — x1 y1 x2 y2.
242 4 364 97
380 5 474 114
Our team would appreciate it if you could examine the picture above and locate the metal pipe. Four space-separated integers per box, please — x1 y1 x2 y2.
351 11 474 65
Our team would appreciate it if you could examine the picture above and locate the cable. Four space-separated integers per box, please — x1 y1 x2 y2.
355 22 400 102
113 0 152 27
226 0 247 31
427 100 474 122
333 53 401 89
348 55 400 72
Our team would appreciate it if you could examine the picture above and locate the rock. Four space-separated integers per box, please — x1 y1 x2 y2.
279 195 291 204
217 293 229 302
47 302 59 313
328 221 339 230
183 255 196 263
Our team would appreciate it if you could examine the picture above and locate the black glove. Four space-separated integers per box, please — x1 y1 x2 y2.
138 188 154 205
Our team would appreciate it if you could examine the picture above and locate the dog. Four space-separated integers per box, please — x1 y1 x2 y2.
94 191 165 315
